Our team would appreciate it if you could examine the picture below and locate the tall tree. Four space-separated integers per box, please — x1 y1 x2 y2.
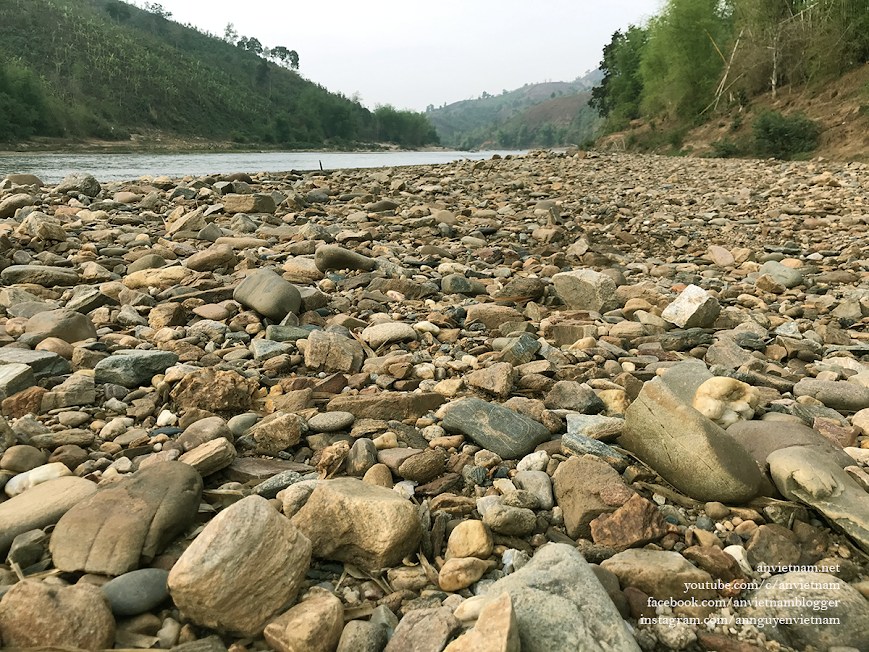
589 25 648 129
639 0 732 120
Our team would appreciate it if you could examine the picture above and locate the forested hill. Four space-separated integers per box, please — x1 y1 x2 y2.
427 71 603 150
0 0 438 148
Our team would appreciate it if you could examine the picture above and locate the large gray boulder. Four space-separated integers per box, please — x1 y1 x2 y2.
620 377 762 503
233 268 301 320
479 543 641 652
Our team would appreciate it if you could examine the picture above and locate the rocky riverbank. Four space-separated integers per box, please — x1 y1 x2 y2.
0 151 868 652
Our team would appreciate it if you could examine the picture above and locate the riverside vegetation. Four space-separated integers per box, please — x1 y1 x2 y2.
0 0 439 149
590 0 869 159
0 150 869 651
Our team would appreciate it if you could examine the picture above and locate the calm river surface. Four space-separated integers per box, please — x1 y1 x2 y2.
0 150 528 184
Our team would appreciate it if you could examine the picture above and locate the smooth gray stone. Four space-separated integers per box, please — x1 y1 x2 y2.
441 274 486 295
265 325 311 342
759 260 803 288
251 470 303 499
233 268 301 320
102 568 170 616
560 431 630 472
443 397 550 460
314 245 376 273
657 360 713 404
0 265 79 287
793 378 869 412
94 350 179 388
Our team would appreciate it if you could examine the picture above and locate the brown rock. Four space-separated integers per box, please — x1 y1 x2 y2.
589 494 669 550
446 520 493 560
178 437 237 476
601 549 718 609
148 303 186 329
438 557 490 592
248 412 302 456
813 416 860 448
170 368 257 411
2 386 48 418
292 478 422 571
398 449 446 483
552 456 634 539
327 392 445 421
465 304 523 330
304 330 364 374
169 495 311 636
745 524 801 570
697 632 764 652
682 546 746 583
264 593 344 652
466 362 514 398
0 580 115 650
444 593 519 652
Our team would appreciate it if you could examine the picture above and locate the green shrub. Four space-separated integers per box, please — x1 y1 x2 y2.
711 139 741 158
752 111 820 159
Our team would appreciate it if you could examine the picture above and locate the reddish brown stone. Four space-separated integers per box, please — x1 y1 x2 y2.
813 416 859 448
2 386 48 418
623 586 655 620
682 545 745 583
171 368 257 411
313 373 348 394
589 494 669 550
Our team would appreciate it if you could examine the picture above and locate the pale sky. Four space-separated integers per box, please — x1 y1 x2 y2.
151 0 659 111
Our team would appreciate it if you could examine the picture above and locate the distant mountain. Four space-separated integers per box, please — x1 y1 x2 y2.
427 70 603 149
0 0 438 148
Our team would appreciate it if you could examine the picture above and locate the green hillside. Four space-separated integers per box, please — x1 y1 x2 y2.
427 71 603 149
0 0 438 148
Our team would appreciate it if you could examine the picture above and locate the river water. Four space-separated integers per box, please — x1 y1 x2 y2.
0 150 528 184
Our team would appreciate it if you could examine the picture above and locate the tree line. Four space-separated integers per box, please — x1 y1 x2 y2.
591 0 869 132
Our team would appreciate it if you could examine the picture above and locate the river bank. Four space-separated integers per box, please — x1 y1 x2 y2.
0 151 867 651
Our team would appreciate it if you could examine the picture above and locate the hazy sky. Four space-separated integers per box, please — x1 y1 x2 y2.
152 1 660 111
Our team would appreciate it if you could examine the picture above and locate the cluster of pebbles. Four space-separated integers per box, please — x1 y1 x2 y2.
0 150 869 652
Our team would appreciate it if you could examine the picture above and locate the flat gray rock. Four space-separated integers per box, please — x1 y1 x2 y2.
94 350 180 388
442 397 551 460
768 446 869 554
